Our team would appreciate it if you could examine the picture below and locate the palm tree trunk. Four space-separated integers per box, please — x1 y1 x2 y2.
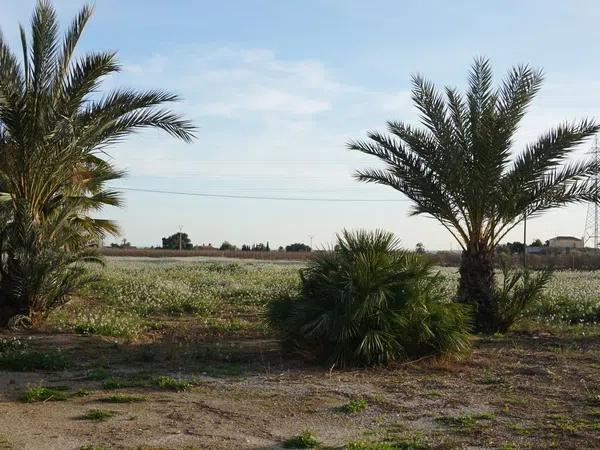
457 245 496 333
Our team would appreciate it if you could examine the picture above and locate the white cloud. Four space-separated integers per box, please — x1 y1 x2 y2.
202 89 330 116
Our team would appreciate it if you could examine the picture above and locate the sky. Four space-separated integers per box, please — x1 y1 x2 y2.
2 0 600 250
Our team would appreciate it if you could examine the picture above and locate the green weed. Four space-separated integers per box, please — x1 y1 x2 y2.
98 394 146 403
345 441 396 450
341 398 368 414
23 385 88 402
283 429 321 448
152 376 192 391
81 409 118 421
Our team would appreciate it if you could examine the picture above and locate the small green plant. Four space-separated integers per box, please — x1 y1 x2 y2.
393 433 430 450
481 376 505 385
345 441 395 450
152 376 192 392
510 423 530 435
98 394 146 403
81 409 118 421
341 398 368 414
23 385 88 402
283 429 321 448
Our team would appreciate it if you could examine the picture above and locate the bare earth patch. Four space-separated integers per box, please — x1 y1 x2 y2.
1 327 599 450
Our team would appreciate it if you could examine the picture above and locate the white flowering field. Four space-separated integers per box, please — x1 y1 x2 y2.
49 260 600 338
50 260 302 337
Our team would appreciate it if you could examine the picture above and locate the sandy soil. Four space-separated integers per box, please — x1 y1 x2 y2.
0 331 599 450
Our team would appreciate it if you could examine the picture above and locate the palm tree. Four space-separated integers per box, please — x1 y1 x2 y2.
348 58 600 333
0 1 195 323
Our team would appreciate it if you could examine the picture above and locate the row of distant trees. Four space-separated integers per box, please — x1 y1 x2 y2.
155 232 312 252
113 235 555 255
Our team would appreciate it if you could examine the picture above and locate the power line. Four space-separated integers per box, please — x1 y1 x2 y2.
112 186 409 202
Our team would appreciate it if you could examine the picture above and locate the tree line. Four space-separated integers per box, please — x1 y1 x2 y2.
157 232 311 252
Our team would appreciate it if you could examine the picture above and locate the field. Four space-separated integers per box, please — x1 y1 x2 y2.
1 259 600 449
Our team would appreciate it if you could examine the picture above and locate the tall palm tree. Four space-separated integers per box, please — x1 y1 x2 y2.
0 1 195 323
348 58 600 333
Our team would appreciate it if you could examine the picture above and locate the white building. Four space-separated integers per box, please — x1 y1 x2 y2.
547 236 584 249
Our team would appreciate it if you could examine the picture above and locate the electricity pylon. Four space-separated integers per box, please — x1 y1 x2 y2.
583 137 600 249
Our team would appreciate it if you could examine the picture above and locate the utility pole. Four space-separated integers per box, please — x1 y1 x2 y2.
309 234 315 249
178 225 183 251
583 137 600 249
523 212 527 269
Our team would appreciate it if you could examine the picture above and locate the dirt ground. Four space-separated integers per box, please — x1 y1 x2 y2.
1 328 599 450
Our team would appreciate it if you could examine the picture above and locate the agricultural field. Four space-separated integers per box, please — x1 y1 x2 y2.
0 259 599 449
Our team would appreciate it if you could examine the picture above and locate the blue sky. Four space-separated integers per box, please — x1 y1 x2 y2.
2 0 600 249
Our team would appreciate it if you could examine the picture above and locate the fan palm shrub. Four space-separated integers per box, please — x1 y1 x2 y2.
267 230 471 367
349 58 599 333
0 1 195 324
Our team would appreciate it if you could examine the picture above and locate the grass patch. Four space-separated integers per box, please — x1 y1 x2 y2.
23 385 88 402
152 375 192 392
509 423 530 436
102 374 193 391
481 375 505 385
283 429 321 448
340 398 368 414
102 377 146 390
549 414 589 434
80 409 118 421
0 342 68 371
85 368 111 381
345 441 396 450
98 394 146 403
587 408 600 419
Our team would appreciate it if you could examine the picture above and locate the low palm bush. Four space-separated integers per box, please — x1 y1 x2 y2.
491 261 553 332
267 230 471 367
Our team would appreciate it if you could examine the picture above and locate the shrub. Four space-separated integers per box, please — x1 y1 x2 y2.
492 261 552 332
267 229 471 367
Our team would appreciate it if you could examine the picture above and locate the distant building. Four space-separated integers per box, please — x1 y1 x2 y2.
548 236 583 249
